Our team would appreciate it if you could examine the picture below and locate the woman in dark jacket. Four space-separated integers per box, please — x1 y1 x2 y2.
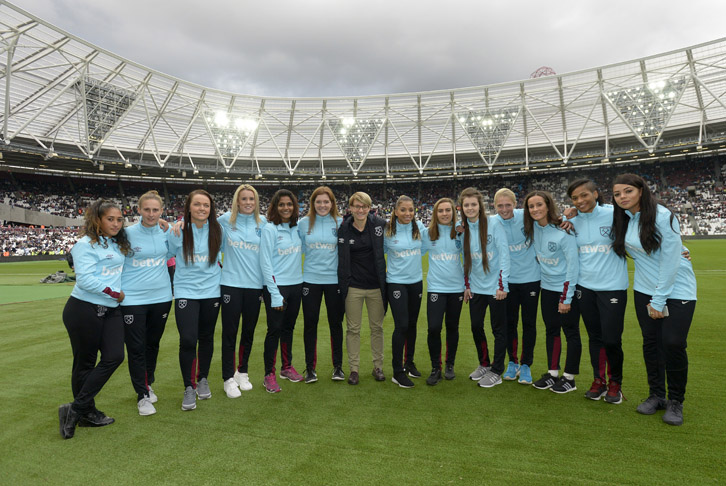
337 192 387 385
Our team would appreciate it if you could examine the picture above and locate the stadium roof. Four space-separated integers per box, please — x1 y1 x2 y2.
1 0 726 183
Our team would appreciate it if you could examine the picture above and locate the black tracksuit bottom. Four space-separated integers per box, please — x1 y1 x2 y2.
540 289 581 375
63 297 124 414
262 284 302 375
220 286 263 380
469 293 507 375
634 291 695 403
175 297 220 388
426 291 463 369
389 282 422 374
302 283 344 371
121 301 172 399
505 281 540 367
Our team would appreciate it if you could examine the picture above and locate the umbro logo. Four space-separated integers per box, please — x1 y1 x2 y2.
530 292 537 297
610 298 619 304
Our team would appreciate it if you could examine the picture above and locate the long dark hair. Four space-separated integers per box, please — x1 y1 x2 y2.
612 173 675 257
80 199 131 256
385 195 421 240
428 198 457 241
458 187 489 276
523 190 564 244
182 189 222 266
566 178 604 205
267 189 299 227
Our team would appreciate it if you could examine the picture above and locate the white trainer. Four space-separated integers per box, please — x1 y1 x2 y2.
138 396 156 416
147 386 158 404
224 378 242 398
234 371 253 391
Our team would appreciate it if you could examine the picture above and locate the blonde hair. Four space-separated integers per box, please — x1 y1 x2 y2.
494 188 516 205
307 186 340 233
348 191 372 208
138 190 164 208
230 184 261 226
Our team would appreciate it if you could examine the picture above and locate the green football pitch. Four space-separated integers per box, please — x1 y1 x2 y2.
1 240 724 485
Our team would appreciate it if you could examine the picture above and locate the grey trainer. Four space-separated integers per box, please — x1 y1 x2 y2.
138 396 156 416
181 386 196 411
662 400 684 426
478 371 503 388
469 365 490 381
636 395 666 415
196 377 212 399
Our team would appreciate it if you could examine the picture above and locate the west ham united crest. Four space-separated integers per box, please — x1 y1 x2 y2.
430 293 438 302
576 290 582 300
548 242 557 252
600 226 613 239
487 234 492 244
374 226 383 237
331 227 337 237
223 294 231 304
393 290 401 299
124 315 134 325
302 287 309 296
256 228 262 237
178 299 187 309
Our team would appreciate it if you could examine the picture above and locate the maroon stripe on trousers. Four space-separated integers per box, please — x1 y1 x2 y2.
512 338 519 365
237 345 246 371
191 356 198 388
551 336 561 371
281 342 289 369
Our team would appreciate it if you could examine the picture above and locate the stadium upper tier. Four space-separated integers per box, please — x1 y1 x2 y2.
2 1 726 182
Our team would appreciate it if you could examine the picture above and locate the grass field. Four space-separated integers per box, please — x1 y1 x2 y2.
1 240 724 485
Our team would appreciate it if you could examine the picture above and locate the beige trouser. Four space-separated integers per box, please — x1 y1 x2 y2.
345 287 385 372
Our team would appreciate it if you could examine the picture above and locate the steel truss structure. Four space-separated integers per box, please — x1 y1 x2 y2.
2 0 726 182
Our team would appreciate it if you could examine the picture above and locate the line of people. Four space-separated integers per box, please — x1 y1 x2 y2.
57 174 698 439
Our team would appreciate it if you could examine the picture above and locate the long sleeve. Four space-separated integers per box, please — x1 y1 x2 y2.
73 240 119 296
561 233 579 304
651 211 681 312
492 219 510 292
260 224 283 307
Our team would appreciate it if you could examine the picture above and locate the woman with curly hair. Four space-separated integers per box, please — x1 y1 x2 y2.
58 199 131 439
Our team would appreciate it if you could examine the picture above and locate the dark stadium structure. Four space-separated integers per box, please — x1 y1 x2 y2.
0 0 724 253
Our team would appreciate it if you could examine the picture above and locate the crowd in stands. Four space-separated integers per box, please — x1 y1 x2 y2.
1 156 724 257
0 225 77 257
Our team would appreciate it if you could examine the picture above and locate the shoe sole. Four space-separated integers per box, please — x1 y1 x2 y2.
264 387 281 393
181 403 196 411
280 375 303 383
392 377 414 389
239 384 253 391
518 378 532 384
196 392 212 400
426 378 442 386
138 408 157 416
478 379 502 388
225 391 242 398
332 376 345 381
532 382 554 390
305 378 318 384
551 386 577 394
586 391 607 401
662 417 683 426
407 373 421 378
604 396 623 405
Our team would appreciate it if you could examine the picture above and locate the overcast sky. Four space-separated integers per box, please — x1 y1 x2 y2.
12 0 726 97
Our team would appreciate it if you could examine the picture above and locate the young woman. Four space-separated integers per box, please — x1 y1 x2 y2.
58 200 129 439
298 186 345 383
459 187 510 389
337 192 388 386
384 195 427 388
218 184 266 398
612 173 697 426
493 188 540 385
260 189 303 393
566 179 628 404
524 190 581 394
121 191 173 416
167 190 222 411
424 198 465 385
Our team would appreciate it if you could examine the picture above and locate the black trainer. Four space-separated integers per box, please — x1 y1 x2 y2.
533 372 557 390
332 367 345 381
551 376 577 394
58 403 80 439
636 395 667 415
662 400 684 426
392 371 415 388
404 362 422 378
78 408 114 427
304 369 318 384
444 364 455 380
426 368 442 386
